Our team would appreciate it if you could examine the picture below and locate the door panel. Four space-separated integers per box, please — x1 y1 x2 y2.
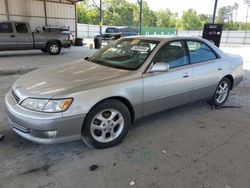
0 23 16 50
14 23 33 49
191 59 224 101
186 40 223 102
142 40 193 116
143 65 193 116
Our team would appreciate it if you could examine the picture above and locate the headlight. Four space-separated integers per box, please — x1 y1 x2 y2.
20 98 73 112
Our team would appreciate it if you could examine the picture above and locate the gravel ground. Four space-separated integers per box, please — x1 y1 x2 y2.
0 45 250 188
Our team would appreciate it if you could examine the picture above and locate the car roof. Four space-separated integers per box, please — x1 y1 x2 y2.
124 35 205 42
0 21 29 24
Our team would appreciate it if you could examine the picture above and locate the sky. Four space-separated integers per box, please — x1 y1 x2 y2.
143 0 249 22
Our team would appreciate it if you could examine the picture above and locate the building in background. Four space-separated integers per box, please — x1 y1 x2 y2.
0 0 81 37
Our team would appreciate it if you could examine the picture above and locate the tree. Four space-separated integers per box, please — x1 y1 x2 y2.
155 9 177 28
198 14 212 24
233 2 239 22
180 9 202 30
217 6 234 23
244 0 250 28
77 1 99 24
77 4 89 23
132 1 157 27
103 0 134 26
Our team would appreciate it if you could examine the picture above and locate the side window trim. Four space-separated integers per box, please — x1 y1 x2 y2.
186 39 219 64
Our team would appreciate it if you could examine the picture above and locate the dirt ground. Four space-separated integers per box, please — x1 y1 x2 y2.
0 46 250 188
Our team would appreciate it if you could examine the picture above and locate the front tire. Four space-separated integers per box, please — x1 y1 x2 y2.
82 100 131 149
211 77 231 106
47 42 61 55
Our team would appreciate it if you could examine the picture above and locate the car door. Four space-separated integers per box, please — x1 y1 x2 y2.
14 22 33 49
142 40 193 116
0 22 16 50
186 40 223 102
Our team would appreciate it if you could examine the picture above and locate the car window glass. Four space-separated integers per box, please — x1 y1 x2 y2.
106 28 113 33
89 39 159 70
187 41 217 63
15 23 28 33
0 23 13 33
153 41 189 69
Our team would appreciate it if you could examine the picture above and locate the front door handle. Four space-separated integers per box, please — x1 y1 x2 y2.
10 35 15 38
218 67 222 71
182 73 189 78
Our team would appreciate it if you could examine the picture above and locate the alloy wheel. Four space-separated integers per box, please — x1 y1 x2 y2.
90 109 124 143
215 81 229 104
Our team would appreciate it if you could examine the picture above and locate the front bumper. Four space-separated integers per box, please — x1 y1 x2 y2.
5 91 85 144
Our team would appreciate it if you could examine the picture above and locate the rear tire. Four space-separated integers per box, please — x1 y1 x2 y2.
210 77 231 107
82 99 131 149
47 42 61 55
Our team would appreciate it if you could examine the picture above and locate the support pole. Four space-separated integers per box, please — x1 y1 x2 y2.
99 0 102 35
43 0 48 26
4 0 10 21
74 3 77 38
212 0 218 24
139 0 142 35
246 4 249 30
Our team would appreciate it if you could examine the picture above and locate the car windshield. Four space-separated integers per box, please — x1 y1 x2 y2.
88 38 159 70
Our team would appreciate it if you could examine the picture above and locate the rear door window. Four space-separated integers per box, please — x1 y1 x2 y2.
15 23 28 33
187 41 217 63
0 23 13 33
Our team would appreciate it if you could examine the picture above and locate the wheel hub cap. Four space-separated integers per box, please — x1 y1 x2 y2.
90 109 124 143
216 81 229 104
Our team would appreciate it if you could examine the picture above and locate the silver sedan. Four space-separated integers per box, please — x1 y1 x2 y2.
5 36 244 148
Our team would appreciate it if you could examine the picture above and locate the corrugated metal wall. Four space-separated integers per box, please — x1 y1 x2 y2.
0 0 76 34
46 1 75 32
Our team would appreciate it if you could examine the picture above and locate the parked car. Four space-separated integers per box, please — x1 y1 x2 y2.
0 21 71 55
118 26 138 37
41 25 74 41
94 27 122 48
5 36 244 148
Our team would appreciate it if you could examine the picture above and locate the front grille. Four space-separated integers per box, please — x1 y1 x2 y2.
11 121 31 134
11 90 20 103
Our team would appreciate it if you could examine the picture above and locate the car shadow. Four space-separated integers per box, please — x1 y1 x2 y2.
0 50 69 58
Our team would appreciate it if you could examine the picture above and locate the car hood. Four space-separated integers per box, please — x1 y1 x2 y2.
12 59 134 99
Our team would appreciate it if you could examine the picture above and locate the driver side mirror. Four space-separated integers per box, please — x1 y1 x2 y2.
150 62 170 73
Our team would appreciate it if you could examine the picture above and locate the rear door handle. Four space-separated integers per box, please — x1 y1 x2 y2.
182 73 189 78
218 67 222 71
10 35 15 38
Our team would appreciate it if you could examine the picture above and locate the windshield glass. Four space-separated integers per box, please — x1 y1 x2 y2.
88 38 159 70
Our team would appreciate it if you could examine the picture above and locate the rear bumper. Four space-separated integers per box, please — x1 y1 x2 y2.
5 91 85 144
62 41 72 48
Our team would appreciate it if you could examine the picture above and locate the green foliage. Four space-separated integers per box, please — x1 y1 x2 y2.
180 9 202 30
76 0 250 31
103 0 134 26
155 9 177 28
132 1 157 27
77 1 99 24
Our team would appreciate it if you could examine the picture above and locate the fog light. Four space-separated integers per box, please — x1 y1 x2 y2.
43 130 57 138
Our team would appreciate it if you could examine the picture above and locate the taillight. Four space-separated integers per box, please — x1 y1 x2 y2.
67 34 73 41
